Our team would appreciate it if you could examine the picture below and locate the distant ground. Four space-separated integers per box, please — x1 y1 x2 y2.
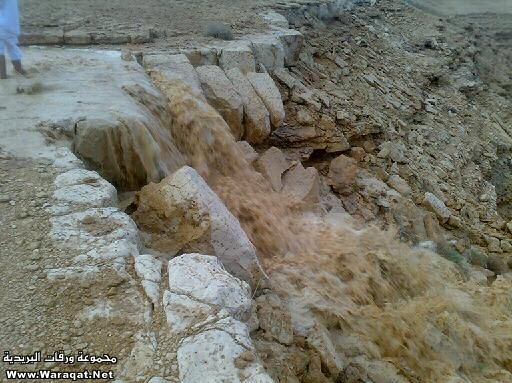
18 0 287 49
409 0 512 16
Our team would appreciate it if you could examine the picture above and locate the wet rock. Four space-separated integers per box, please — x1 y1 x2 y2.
163 254 252 334
247 72 285 129
387 174 412 196
197 65 244 140
219 41 256 74
255 147 290 192
307 325 345 377
225 68 271 144
282 162 320 207
133 166 265 286
423 192 451 223
256 294 294 345
249 35 285 72
328 155 358 195
144 53 204 97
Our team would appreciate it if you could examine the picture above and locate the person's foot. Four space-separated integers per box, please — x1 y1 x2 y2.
12 60 27 76
0 55 7 79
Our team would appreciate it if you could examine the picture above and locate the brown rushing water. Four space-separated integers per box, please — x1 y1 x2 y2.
130 72 512 382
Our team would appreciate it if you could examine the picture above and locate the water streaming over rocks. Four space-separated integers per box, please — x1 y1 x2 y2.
127 68 512 383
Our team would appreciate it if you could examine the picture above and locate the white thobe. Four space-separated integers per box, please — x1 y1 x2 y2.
0 0 22 60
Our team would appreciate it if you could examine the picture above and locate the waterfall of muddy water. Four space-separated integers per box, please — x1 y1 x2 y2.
136 72 512 382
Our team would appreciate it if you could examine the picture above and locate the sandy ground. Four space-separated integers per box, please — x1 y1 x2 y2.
409 0 512 16
18 0 286 49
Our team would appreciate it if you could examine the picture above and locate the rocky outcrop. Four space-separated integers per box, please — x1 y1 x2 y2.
249 35 285 72
144 53 204 97
196 65 244 140
247 72 286 129
163 254 274 383
164 254 252 334
133 166 266 287
219 41 256 74
51 169 117 215
225 68 271 144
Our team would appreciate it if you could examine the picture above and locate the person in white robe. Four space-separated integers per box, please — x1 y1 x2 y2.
0 0 25 79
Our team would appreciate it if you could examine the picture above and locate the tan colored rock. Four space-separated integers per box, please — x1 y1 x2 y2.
313 115 350 153
328 154 358 195
255 147 290 191
422 192 451 223
133 166 265 286
246 72 285 129
256 294 293 345
225 68 271 144
249 35 285 72
183 47 219 67
143 53 204 97
448 215 462 228
387 175 412 196
196 65 244 140
282 162 320 207
272 29 304 67
219 41 256 74
350 147 366 162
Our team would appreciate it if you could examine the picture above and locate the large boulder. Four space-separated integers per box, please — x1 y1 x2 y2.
219 41 256 74
163 254 252 334
196 65 244 140
143 53 204 97
246 72 285 129
272 29 304 67
133 166 265 286
249 35 285 72
225 68 271 144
